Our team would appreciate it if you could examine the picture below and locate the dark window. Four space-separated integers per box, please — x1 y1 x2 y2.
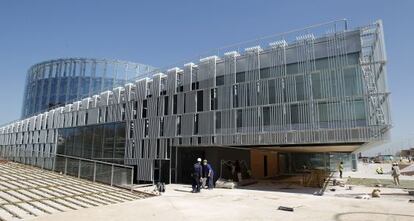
184 94 187 113
98 108 103 122
156 140 160 158
192 69 199 90
144 119 149 137
146 82 152 98
176 116 181 135
347 53 360 65
311 73 322 99
194 114 199 135
210 88 217 110
57 130 67 155
263 107 270 127
233 85 239 108
177 73 184 92
236 72 245 83
315 58 329 70
260 68 270 79
344 67 362 96
164 96 169 115
130 121 134 139
176 85 184 93
105 107 109 122
160 117 164 137
216 75 225 86
296 75 305 101
286 63 298 75
291 104 299 124
197 91 203 112
215 112 221 131
142 100 148 118
173 95 177 114
191 82 199 90
121 103 126 120
246 86 250 106
160 78 167 95
85 112 88 125
73 113 78 126
236 109 243 130
133 101 138 119
269 79 276 104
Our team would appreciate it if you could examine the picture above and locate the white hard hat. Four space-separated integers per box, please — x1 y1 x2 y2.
197 158 202 162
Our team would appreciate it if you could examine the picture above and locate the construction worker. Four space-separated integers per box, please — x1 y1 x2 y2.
391 163 400 186
191 158 203 193
235 160 242 182
338 161 344 179
202 159 214 189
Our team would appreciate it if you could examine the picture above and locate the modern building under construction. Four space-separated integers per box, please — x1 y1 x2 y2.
0 20 391 185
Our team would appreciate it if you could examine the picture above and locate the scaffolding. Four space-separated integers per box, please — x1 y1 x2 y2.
359 20 390 134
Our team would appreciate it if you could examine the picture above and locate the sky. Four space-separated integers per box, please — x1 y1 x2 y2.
0 0 413 152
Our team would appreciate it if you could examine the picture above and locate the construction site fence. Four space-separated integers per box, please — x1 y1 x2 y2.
0 148 134 191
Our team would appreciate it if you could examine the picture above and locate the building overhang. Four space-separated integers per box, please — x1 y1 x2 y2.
255 145 361 153
176 143 364 153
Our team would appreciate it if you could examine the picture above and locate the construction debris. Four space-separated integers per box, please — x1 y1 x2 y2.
371 189 381 197
215 179 236 189
355 194 370 200
278 206 294 212
304 169 328 188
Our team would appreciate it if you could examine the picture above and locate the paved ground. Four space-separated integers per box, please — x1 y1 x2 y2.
346 163 414 181
0 161 151 221
1 161 413 221
29 182 414 221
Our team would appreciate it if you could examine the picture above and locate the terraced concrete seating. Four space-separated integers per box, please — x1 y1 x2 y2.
0 161 152 221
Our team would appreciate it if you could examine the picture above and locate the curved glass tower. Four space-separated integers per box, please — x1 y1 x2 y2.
21 58 155 118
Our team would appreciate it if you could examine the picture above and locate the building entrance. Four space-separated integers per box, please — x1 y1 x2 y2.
176 148 205 184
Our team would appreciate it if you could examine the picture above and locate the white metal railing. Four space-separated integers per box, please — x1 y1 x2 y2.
0 148 134 191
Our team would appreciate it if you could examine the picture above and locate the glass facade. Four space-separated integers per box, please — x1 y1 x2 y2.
57 122 126 164
258 52 366 130
282 152 353 173
21 58 155 118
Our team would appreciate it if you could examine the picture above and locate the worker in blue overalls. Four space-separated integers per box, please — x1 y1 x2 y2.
203 159 214 189
192 158 203 193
